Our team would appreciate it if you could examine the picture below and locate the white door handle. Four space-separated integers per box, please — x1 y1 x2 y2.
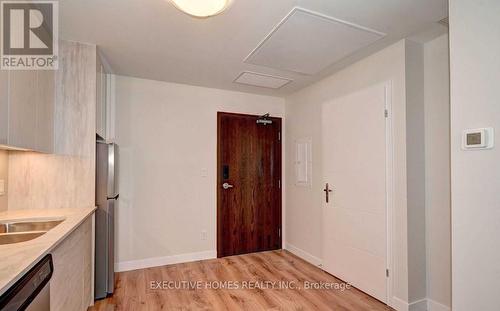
222 183 234 190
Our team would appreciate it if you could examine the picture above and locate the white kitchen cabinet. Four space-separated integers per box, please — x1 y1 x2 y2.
96 55 107 140
0 70 55 152
95 51 114 141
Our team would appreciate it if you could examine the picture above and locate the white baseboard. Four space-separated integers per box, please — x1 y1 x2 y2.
391 296 410 311
409 299 428 311
390 297 426 311
285 243 322 267
390 297 451 311
116 250 217 272
427 299 451 311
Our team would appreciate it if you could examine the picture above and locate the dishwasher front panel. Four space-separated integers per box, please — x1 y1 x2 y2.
0 254 53 311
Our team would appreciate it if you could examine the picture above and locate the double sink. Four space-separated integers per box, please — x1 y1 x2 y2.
0 219 65 245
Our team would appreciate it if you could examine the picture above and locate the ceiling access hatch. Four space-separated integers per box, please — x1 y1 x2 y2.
233 71 292 89
244 7 386 75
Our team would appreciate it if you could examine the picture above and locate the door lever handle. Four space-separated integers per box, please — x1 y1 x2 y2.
323 183 333 203
222 183 234 190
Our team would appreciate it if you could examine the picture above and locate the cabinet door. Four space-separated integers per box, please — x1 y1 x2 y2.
0 70 8 145
5 70 55 152
95 57 102 137
50 217 93 310
101 70 107 138
35 70 55 153
96 57 106 139
8 71 38 150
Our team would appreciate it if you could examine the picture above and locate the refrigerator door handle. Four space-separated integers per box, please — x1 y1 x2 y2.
107 194 119 200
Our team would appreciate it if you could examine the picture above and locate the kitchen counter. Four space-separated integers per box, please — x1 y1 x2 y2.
0 207 96 296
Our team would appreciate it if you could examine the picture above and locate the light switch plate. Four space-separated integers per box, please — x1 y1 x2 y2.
0 180 4 196
201 168 208 178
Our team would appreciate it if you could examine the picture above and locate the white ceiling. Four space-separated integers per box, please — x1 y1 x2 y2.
59 0 448 96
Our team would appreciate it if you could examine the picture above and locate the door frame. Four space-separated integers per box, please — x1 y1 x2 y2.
216 111 283 258
383 81 395 307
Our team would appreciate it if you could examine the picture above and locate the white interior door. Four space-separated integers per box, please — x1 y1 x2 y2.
322 83 389 303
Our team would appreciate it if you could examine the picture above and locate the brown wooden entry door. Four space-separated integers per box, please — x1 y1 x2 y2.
217 112 282 257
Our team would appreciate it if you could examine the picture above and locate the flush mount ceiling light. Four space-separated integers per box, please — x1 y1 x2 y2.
169 0 232 18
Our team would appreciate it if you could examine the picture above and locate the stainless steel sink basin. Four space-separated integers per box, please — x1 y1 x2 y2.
0 219 64 245
0 232 46 245
0 220 64 233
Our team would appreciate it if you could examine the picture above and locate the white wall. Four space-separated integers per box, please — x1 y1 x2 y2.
114 76 285 270
424 34 451 310
405 39 427 304
450 1 500 310
285 40 411 306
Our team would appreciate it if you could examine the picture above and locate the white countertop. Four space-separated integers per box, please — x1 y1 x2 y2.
0 207 96 296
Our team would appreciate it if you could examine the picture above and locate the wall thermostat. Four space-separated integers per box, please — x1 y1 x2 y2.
462 127 494 150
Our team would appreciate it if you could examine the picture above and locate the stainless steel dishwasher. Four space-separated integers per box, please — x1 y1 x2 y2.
0 254 53 311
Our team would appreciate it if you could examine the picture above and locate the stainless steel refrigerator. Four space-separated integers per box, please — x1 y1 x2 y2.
95 142 119 299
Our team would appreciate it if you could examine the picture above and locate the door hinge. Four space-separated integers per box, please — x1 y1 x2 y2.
278 180 281 188
278 228 281 237
386 269 389 277
278 131 281 141
384 109 389 118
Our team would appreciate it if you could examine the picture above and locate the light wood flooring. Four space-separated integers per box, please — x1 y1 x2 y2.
89 250 392 310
